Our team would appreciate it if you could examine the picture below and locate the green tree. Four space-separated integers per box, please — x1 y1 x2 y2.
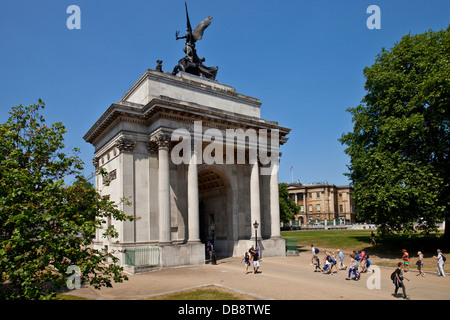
340 27 450 238
279 183 300 224
0 100 133 299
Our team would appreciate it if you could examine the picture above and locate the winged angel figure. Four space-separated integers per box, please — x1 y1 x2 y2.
172 3 218 80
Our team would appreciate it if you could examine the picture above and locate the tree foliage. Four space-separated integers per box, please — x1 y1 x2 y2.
0 100 133 299
340 27 450 236
279 183 300 223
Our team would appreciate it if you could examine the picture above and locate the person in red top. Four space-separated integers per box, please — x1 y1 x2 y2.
402 249 410 272
360 250 367 273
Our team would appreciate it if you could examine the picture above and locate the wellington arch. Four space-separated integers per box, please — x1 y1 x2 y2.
83 6 290 271
83 68 290 271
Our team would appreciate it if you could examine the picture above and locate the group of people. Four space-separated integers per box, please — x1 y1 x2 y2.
241 245 261 274
309 244 446 300
392 248 446 299
400 248 446 277
310 244 372 280
346 249 372 280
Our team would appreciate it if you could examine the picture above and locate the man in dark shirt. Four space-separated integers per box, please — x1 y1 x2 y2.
250 246 260 274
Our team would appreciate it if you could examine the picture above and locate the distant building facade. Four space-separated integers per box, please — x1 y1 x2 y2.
286 182 355 226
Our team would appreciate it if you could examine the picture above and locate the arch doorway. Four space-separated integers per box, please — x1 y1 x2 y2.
198 167 233 257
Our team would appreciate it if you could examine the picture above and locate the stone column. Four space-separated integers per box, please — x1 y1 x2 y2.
150 133 172 245
188 148 200 243
303 191 308 223
115 136 136 243
250 159 261 239
270 160 281 239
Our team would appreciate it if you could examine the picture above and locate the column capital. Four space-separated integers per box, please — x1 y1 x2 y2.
115 136 136 153
92 157 99 173
148 132 171 152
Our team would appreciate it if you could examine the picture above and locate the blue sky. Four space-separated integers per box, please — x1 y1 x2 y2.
1 0 449 186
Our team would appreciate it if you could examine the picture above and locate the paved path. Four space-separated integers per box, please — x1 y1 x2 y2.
67 253 450 300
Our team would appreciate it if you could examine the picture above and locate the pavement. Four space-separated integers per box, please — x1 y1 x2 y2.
65 252 450 300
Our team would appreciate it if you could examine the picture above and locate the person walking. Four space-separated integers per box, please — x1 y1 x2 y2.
250 246 260 274
370 231 377 245
210 241 217 265
402 249 410 272
337 249 346 270
313 254 322 272
360 250 368 273
241 251 250 274
433 249 446 277
322 251 332 274
416 251 425 277
392 262 409 299
311 244 316 265
330 252 338 274
346 254 359 280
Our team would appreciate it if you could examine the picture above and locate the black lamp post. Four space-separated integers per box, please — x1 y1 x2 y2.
210 222 217 265
253 220 259 251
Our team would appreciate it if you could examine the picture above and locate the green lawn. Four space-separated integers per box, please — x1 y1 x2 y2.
145 286 259 300
57 286 258 300
281 229 448 258
282 229 375 252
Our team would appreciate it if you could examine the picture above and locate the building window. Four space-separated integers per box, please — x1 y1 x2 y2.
308 204 313 212
339 193 343 199
317 204 321 212
300 205 304 213
339 204 343 213
309 193 312 199
316 192 320 199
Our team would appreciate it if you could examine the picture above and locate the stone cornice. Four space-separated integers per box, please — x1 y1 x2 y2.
84 97 290 146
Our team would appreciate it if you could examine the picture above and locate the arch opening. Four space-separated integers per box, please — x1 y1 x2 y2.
198 168 233 256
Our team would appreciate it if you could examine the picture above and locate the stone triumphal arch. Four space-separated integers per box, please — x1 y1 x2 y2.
84 69 290 271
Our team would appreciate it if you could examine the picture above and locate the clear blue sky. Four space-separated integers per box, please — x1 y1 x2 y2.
1 0 449 186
